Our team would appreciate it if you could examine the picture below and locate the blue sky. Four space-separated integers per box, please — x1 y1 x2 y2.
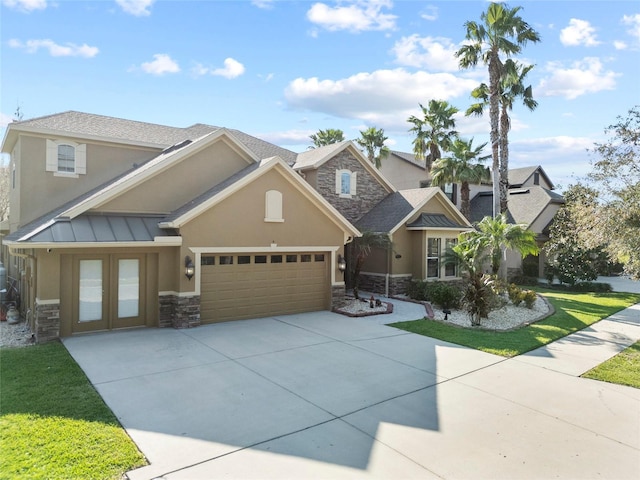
2 0 639 191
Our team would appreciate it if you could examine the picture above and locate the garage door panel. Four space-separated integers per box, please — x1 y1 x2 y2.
200 252 329 324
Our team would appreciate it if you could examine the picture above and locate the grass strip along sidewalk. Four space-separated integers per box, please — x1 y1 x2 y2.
0 342 146 480
392 289 640 358
582 340 640 389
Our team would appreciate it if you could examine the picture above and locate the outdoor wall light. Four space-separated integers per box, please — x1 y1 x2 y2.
337 254 347 272
185 255 195 281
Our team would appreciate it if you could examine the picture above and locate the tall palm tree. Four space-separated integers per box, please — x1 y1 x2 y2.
308 128 345 149
407 100 458 171
467 59 538 213
456 2 541 217
430 137 491 220
464 214 539 277
355 127 390 169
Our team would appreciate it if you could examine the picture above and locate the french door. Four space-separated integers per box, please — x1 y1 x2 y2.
72 254 146 333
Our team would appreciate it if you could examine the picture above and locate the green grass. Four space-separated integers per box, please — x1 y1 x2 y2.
391 289 640 357
0 342 146 480
582 341 640 388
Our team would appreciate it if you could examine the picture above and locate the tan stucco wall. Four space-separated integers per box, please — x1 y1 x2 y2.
178 166 349 292
379 158 428 190
12 134 159 228
99 140 252 214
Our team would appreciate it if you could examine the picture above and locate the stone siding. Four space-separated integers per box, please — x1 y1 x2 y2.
158 294 176 328
173 295 201 328
358 274 412 296
331 285 347 308
35 301 60 344
316 151 389 223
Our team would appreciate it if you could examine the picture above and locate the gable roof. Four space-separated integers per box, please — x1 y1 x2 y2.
388 150 425 170
160 156 360 237
469 186 565 229
293 140 396 194
509 165 555 189
356 188 471 234
406 213 468 229
1 111 298 165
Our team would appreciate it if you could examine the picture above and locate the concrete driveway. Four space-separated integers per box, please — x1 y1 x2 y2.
63 297 640 479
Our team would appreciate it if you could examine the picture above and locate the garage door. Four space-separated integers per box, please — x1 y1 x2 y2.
200 252 330 324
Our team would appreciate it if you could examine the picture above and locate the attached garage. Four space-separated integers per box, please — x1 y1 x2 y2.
199 251 330 323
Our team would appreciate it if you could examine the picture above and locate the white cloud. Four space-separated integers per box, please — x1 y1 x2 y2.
140 54 180 75
251 0 274 9
0 112 13 128
420 5 438 21
560 19 600 47
284 68 478 126
115 0 155 16
510 136 594 188
392 35 459 72
622 14 640 43
212 58 245 79
614 40 628 50
306 0 397 33
537 57 619 99
9 38 99 57
193 58 245 79
1 0 46 12
257 129 316 146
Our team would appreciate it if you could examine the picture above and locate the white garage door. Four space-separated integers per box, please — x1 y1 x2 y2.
200 252 330 324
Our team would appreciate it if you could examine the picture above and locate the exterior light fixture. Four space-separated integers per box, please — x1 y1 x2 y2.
338 254 347 272
185 255 195 281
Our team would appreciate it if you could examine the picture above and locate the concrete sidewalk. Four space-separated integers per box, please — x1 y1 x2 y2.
63 296 640 480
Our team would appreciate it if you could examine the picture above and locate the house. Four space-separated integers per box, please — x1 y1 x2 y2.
380 152 565 279
1 111 471 342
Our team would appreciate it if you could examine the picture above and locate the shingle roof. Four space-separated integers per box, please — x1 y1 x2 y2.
293 141 351 170
509 165 554 189
469 186 565 228
5 111 298 164
356 188 437 233
389 150 425 169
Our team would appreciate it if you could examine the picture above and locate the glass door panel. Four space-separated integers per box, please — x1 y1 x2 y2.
79 259 103 322
118 259 139 318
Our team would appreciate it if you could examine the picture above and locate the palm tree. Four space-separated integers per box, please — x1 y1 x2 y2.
456 2 541 217
407 100 458 171
430 137 491 220
355 127 390 169
350 231 391 300
466 59 538 214
464 214 539 277
309 128 345 149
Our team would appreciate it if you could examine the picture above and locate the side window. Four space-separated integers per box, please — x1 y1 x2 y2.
335 169 357 197
427 238 440 278
46 139 87 176
264 190 284 222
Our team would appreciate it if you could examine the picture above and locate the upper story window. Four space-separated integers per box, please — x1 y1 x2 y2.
57 145 75 173
335 169 357 198
265 190 284 222
46 139 87 177
442 183 457 204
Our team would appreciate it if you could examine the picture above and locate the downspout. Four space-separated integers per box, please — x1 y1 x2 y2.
385 234 392 298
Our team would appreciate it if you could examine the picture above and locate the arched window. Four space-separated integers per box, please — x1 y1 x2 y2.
265 190 284 222
58 144 76 173
335 169 357 197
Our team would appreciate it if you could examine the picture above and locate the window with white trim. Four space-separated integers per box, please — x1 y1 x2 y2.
265 190 284 222
46 139 87 176
335 169 357 197
444 238 458 277
427 238 440 278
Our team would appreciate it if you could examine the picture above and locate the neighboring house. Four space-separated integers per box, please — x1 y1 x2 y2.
469 166 565 278
1 111 471 342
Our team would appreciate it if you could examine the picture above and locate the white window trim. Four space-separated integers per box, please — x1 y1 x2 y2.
46 139 87 176
335 169 357 198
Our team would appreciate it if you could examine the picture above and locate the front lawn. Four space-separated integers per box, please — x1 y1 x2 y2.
391 289 640 357
0 342 146 480
582 341 640 389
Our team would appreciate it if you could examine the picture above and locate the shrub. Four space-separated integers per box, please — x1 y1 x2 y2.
462 274 496 326
511 275 539 286
407 279 429 301
407 280 462 309
508 283 524 306
522 289 537 309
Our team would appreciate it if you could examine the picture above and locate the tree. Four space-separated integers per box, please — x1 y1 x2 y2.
466 59 538 213
464 214 539 277
544 184 601 285
407 100 458 171
350 231 391 300
430 137 491 220
356 127 390 169
456 2 541 217
586 106 640 278
0 164 9 221
309 128 345 149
